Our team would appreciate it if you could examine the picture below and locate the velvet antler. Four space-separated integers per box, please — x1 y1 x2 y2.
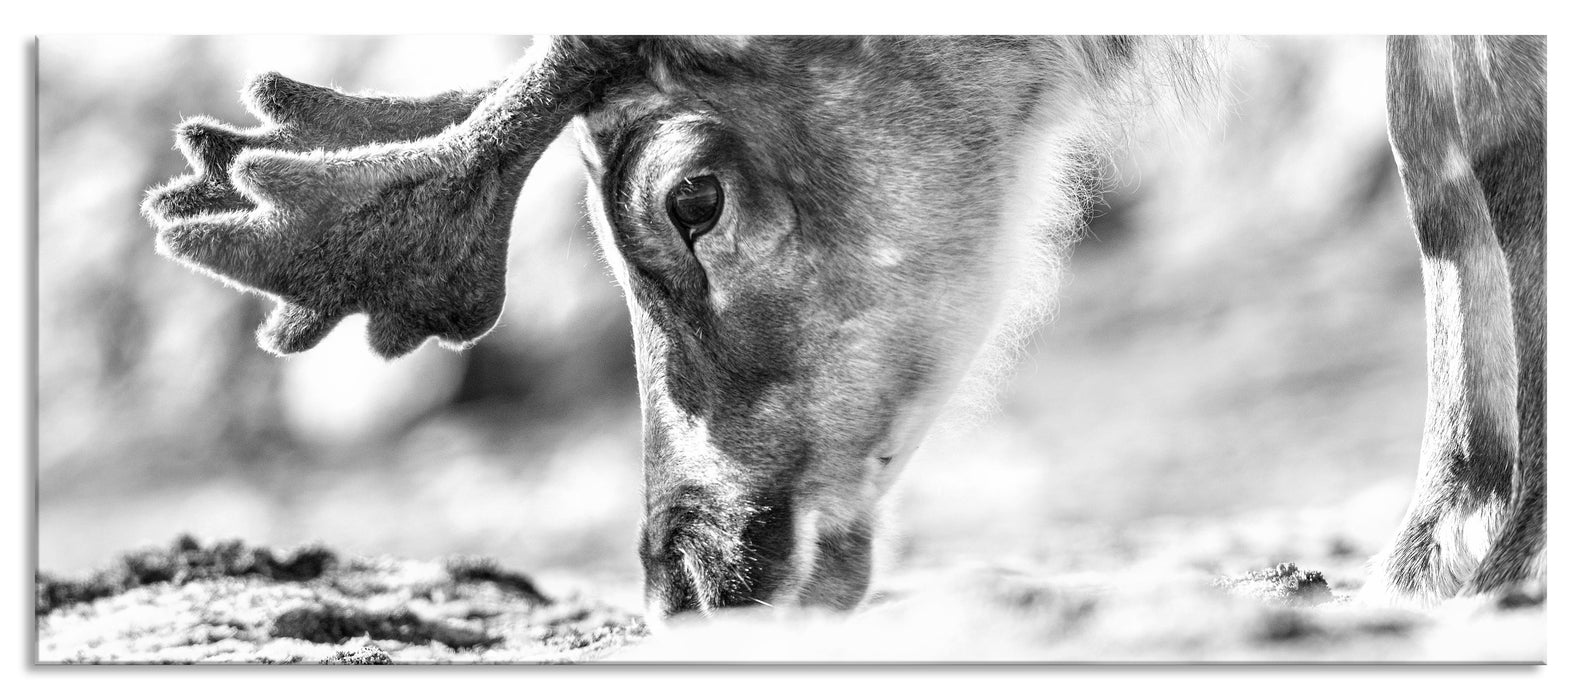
142 73 494 227
143 37 639 358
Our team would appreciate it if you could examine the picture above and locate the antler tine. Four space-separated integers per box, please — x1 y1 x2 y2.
242 71 500 142
143 72 494 226
146 37 644 359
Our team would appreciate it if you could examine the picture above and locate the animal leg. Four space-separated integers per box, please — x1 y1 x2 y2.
1372 36 1523 603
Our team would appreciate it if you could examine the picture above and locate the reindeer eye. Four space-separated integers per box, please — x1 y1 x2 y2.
666 175 723 243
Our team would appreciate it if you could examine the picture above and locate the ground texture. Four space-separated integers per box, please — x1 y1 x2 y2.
36 535 1543 664
36 536 646 663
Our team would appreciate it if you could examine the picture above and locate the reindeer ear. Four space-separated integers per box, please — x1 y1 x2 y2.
144 38 641 359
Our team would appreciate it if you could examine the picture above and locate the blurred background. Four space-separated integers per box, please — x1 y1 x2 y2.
37 36 1427 608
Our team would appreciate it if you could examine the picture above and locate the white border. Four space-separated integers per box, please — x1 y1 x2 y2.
8 1 1575 695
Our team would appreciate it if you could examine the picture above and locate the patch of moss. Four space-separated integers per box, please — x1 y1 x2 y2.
1213 562 1334 606
36 534 337 616
271 602 500 649
445 555 551 606
531 614 649 657
37 535 648 663
321 645 394 665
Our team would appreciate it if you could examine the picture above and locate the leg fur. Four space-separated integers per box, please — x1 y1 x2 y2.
1373 36 1545 603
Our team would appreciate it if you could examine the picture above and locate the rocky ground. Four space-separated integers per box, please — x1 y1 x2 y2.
36 534 1544 664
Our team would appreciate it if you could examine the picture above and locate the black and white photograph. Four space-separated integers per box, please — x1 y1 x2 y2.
29 29 1551 668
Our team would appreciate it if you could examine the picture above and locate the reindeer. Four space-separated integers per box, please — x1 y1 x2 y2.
141 36 1545 619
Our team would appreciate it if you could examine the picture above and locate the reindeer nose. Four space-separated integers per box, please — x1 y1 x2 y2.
639 491 797 619
643 560 701 621
639 515 707 618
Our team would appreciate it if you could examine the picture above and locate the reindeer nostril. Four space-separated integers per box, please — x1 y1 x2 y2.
642 513 727 616
642 489 796 616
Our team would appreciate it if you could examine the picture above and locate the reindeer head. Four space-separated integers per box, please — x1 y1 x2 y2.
145 36 1165 620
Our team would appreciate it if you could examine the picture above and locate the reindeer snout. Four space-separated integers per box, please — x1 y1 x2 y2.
640 490 796 619
640 508 724 618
